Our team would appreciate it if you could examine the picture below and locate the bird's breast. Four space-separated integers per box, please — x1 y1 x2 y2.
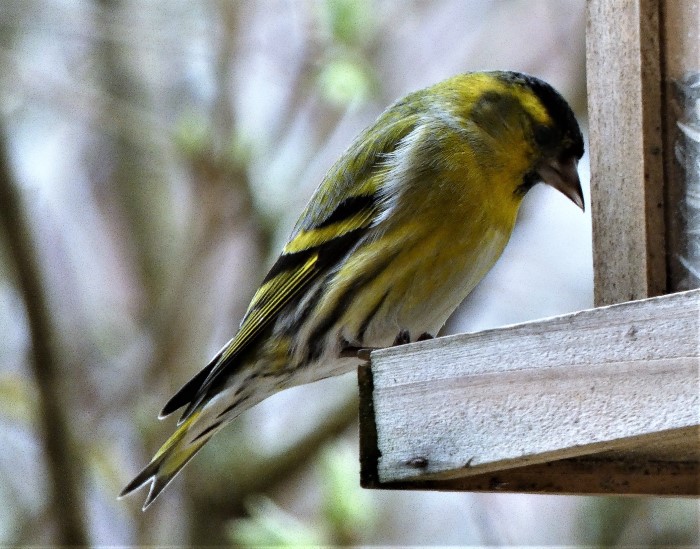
326 194 513 353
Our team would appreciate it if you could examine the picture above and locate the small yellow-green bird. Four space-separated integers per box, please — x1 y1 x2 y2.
120 71 584 509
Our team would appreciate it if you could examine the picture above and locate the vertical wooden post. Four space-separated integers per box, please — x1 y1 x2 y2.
586 0 666 306
660 1 700 291
358 0 700 497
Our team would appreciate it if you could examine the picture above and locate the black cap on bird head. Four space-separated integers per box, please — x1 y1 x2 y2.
505 71 585 210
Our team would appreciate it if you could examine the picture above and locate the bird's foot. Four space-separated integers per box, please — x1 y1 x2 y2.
339 338 376 361
392 330 433 345
340 330 434 362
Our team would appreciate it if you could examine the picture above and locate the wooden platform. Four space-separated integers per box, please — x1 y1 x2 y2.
358 291 699 495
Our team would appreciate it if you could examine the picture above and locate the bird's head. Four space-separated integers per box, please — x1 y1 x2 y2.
456 71 585 210
512 72 585 210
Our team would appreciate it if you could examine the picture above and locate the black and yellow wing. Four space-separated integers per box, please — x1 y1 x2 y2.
159 110 420 423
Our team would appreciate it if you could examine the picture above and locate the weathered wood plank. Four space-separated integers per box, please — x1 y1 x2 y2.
359 290 699 489
660 0 700 291
362 442 700 496
587 0 666 305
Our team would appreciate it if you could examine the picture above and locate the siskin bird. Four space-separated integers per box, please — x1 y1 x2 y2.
120 70 584 509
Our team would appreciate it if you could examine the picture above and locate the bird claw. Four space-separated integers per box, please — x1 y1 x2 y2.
340 330 433 362
339 337 375 362
392 330 411 346
357 348 372 361
392 330 433 345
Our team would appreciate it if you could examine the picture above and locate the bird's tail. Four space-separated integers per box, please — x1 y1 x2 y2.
118 407 222 510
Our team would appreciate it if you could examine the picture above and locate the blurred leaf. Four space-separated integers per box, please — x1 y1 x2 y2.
320 441 374 542
174 110 212 157
225 130 253 169
320 0 374 47
227 496 327 547
577 497 644 546
0 373 34 425
89 438 129 497
646 499 700 546
317 58 374 108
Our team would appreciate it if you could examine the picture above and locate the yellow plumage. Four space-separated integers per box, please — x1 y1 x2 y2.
120 71 584 509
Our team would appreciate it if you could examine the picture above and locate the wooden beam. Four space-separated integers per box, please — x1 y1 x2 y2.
587 0 667 305
660 0 700 291
359 290 699 494
360 448 700 496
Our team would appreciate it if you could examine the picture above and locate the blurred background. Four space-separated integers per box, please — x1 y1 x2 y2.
0 0 697 545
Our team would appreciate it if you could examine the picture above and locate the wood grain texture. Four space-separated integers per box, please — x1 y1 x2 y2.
586 0 666 305
359 290 699 491
362 444 699 496
660 0 700 291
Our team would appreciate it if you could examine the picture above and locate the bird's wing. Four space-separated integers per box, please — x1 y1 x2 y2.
160 113 419 422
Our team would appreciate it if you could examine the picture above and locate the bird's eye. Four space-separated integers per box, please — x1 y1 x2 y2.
533 124 556 147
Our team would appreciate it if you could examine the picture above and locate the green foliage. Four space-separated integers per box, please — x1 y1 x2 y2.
319 442 374 544
645 499 700 545
228 497 327 547
317 58 375 108
578 498 643 546
576 497 699 546
320 0 374 47
174 110 251 167
0 373 34 425
314 0 377 108
174 110 213 157
227 441 376 546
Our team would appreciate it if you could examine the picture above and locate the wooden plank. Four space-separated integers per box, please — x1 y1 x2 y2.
586 0 666 305
358 290 699 491
660 0 700 291
361 444 700 496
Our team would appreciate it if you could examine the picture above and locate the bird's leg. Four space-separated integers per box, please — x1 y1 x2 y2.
340 330 432 362
392 330 433 344
339 345 376 359
339 337 377 361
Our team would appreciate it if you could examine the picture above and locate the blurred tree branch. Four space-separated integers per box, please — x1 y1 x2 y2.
179 4 379 542
96 0 166 305
0 130 88 545
188 392 359 545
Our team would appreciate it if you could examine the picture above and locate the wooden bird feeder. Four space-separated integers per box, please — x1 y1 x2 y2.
357 0 700 496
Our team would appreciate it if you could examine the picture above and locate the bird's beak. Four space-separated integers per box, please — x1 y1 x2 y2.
537 156 585 211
